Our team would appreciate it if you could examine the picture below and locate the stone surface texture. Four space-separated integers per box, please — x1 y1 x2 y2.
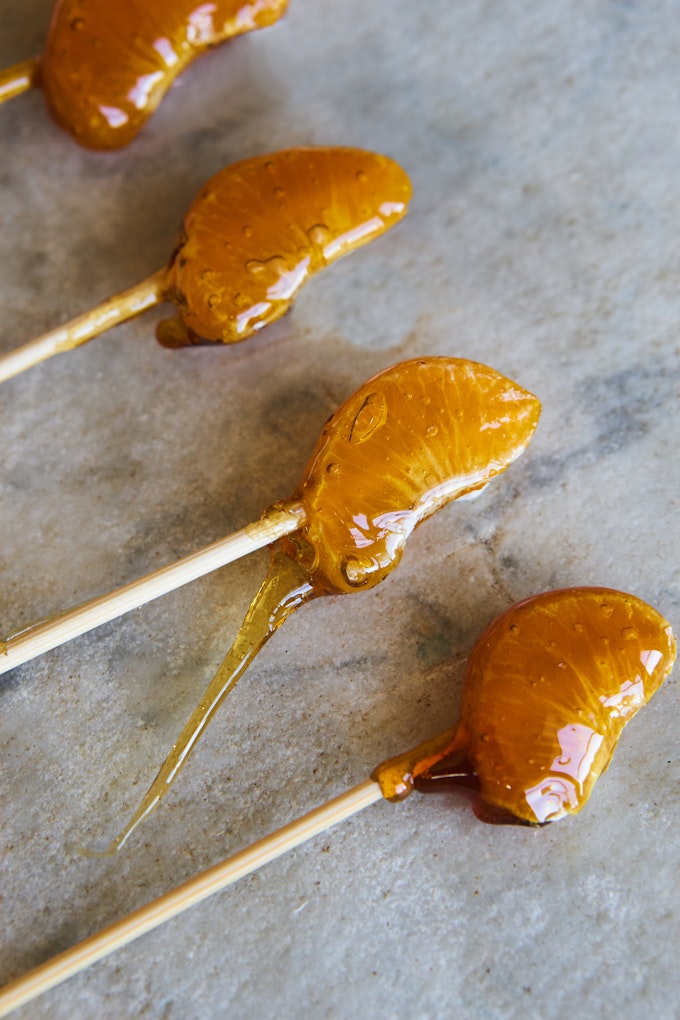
1 1 679 1018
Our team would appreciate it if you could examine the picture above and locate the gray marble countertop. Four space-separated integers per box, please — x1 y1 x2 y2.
1 2 679 1017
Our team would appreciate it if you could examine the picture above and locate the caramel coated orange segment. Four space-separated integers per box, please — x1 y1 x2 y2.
284 357 541 595
41 0 289 149
160 147 412 346
374 588 676 825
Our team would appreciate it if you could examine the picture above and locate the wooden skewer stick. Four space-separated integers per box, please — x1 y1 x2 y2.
0 502 306 675
0 57 40 103
0 270 166 384
0 779 384 1018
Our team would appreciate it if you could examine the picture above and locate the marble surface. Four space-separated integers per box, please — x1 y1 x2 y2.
1 1 679 1017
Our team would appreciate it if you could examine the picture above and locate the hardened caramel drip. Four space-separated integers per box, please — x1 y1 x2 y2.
41 0 289 149
373 588 676 825
100 550 316 854
158 147 412 347
104 357 540 849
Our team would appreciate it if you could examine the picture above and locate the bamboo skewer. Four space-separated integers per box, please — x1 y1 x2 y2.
0 779 384 1018
0 270 166 383
0 57 40 103
0 502 305 675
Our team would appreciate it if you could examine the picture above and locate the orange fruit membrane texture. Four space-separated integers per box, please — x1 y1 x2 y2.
281 356 542 595
101 357 540 853
373 587 676 825
40 0 289 149
157 147 412 347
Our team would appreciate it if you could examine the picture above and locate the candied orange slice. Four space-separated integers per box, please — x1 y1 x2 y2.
283 357 541 594
373 587 676 824
159 147 412 346
0 147 411 383
41 0 289 148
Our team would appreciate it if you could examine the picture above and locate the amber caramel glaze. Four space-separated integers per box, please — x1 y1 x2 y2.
41 0 288 149
373 587 676 825
158 147 412 347
281 357 541 595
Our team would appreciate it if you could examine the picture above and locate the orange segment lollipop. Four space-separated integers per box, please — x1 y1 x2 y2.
160 147 412 346
39 0 289 149
0 147 410 384
374 587 676 824
0 590 674 1012
283 357 541 594
95 357 540 852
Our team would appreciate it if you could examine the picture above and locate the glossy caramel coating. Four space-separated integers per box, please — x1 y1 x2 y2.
281 357 541 595
159 147 412 346
373 588 676 824
41 0 288 149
